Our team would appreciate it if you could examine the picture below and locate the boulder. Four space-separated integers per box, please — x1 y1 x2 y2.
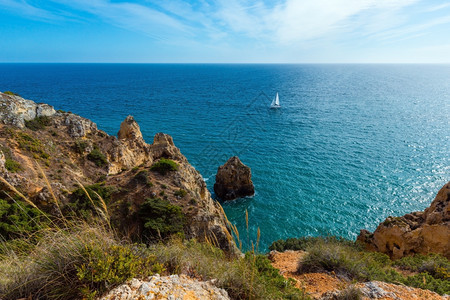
214 156 255 201
357 181 450 259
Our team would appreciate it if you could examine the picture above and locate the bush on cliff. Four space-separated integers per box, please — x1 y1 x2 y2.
87 146 108 167
65 183 115 220
137 197 185 241
0 199 44 241
150 158 178 175
4 159 22 173
24 116 51 131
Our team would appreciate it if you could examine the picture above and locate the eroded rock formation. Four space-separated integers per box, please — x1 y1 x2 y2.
0 92 55 128
214 156 255 201
358 181 450 259
0 92 236 253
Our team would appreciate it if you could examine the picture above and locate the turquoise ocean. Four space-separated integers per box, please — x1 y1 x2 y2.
1 63 449 251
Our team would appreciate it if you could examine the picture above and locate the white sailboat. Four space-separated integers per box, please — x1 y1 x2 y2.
270 92 281 108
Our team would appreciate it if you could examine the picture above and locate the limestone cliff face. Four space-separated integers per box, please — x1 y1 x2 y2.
214 156 255 201
358 181 450 259
0 93 55 128
0 92 236 253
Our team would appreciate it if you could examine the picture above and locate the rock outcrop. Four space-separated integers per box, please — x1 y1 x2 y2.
213 156 254 201
0 92 236 254
358 181 450 259
0 92 55 128
99 275 230 300
320 281 447 300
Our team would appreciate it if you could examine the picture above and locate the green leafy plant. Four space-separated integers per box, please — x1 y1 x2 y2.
150 159 178 175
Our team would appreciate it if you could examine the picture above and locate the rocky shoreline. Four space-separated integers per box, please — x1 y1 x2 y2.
0 91 448 299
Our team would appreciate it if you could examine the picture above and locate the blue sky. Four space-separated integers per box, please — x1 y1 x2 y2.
1 0 450 63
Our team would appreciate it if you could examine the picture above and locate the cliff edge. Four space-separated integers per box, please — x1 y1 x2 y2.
358 181 450 259
0 92 235 253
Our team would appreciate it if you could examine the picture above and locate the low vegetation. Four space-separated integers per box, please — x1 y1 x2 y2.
152 239 307 299
64 183 115 220
0 174 308 300
13 131 50 161
4 159 21 173
137 197 185 241
87 146 108 167
73 140 89 154
3 91 20 96
150 158 178 175
24 116 51 131
270 237 450 295
133 170 152 186
174 188 187 198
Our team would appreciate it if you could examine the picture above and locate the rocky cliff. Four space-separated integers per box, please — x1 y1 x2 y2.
0 92 235 253
358 181 450 259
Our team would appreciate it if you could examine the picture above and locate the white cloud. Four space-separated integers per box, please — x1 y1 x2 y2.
0 0 60 20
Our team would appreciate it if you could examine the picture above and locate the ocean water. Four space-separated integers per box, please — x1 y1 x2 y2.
1 63 449 251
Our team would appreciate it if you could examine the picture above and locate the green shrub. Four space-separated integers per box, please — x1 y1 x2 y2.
87 148 107 167
402 272 450 295
65 183 115 220
24 116 51 131
73 140 89 154
150 159 178 175
14 132 49 160
76 243 163 299
394 253 450 279
174 189 187 198
4 159 21 173
0 199 45 240
3 91 20 96
138 197 184 241
298 239 396 281
134 170 150 185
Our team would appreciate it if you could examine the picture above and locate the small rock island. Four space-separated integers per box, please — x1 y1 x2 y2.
214 156 255 201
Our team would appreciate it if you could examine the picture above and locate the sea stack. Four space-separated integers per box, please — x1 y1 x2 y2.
358 181 450 259
214 156 255 201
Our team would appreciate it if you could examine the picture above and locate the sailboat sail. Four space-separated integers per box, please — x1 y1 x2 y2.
271 93 280 108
